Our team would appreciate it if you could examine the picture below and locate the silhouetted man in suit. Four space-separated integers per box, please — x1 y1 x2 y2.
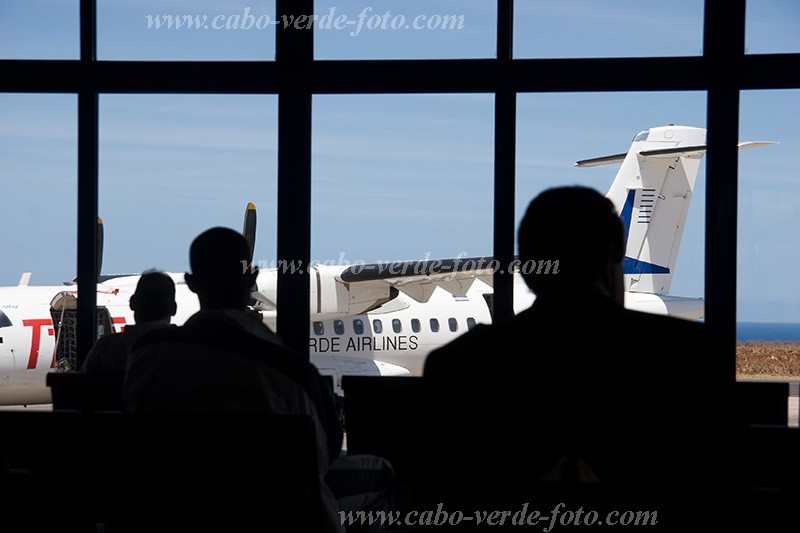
123 227 393 533
422 186 732 530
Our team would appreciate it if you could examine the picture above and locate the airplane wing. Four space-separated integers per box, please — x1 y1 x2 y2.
290 257 503 318
337 256 498 305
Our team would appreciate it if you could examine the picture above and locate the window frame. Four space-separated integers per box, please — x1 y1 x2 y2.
1 1 794 382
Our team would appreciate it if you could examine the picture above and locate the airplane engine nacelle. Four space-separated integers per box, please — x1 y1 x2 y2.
311 265 393 318
255 266 394 319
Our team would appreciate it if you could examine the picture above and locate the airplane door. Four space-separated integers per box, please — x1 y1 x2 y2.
49 292 114 371
0 309 14 371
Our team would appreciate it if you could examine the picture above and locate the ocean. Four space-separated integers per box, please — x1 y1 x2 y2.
737 322 800 342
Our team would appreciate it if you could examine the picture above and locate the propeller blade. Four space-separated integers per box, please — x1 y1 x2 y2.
242 203 259 306
97 216 104 282
242 202 257 265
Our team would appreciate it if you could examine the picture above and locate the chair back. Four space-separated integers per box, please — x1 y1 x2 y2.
735 380 790 426
47 371 124 413
90 411 323 533
0 410 94 533
341 375 424 509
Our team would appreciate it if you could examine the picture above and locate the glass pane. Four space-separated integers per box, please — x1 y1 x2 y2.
97 0 276 60
738 90 800 379
312 93 493 266
99 94 278 326
746 0 800 54
514 0 704 58
314 0 495 59
0 0 79 59
516 92 707 315
0 94 77 286
312 94 493 374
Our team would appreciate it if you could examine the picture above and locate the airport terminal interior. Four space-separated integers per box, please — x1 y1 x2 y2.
2 1 800 531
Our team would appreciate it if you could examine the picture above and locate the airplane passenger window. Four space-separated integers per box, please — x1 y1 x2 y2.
430 318 440 333
411 319 420 333
313 321 324 335
353 319 364 335
0 310 12 328
373 319 383 334
448 317 458 332
467 317 477 330
392 319 402 333
334 320 345 335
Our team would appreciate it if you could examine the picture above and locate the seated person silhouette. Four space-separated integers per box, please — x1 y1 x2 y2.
421 186 732 530
123 227 393 533
80 269 177 375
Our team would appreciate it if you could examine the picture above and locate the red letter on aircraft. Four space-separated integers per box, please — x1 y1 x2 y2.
22 319 54 369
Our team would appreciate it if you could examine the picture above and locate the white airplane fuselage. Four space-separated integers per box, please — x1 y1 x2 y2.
0 271 702 405
308 278 495 378
0 273 499 405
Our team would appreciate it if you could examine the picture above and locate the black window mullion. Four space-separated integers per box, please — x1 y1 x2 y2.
76 0 98 369
704 0 746 384
493 0 515 322
276 0 314 356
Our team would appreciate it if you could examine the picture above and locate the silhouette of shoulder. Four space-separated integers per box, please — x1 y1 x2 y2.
82 323 177 374
81 332 130 374
132 310 310 384
126 308 344 461
426 293 721 382
421 294 728 520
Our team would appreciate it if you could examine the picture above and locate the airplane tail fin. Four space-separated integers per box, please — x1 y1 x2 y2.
577 125 777 296
577 125 706 294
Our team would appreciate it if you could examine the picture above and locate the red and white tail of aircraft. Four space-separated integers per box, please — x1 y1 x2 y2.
0 125 776 404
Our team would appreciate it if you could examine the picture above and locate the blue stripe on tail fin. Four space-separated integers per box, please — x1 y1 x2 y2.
619 188 670 276
624 257 670 275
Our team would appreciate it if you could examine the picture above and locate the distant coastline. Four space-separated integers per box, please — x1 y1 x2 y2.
736 322 800 342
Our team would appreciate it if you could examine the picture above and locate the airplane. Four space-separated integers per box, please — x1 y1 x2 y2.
0 125 777 405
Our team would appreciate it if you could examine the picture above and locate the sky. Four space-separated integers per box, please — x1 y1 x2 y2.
0 0 798 322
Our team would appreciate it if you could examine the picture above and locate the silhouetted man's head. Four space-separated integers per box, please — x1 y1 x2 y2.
185 227 258 310
130 270 177 323
518 186 625 302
